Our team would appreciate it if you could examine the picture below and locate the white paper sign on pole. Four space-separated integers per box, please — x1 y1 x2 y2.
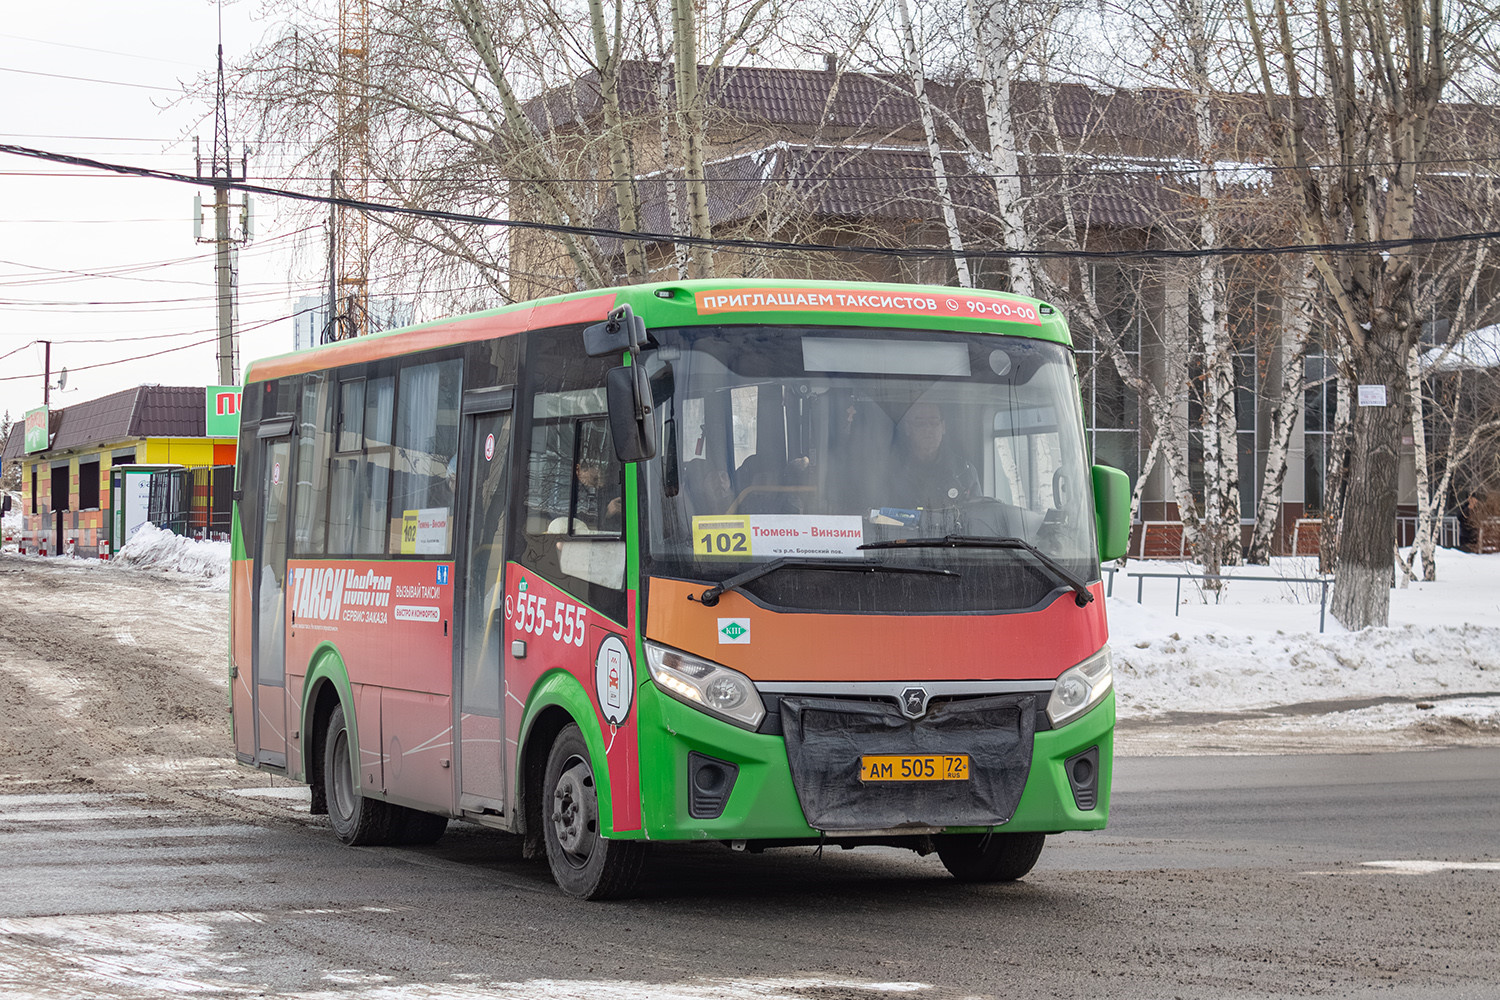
1357 384 1388 407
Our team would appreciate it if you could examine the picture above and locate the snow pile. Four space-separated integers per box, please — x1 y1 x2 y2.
1108 548 1500 732
111 523 231 587
2 490 19 550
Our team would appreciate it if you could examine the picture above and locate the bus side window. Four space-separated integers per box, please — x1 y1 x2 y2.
328 379 364 554
292 374 333 555
518 329 625 623
391 358 462 555
359 376 395 555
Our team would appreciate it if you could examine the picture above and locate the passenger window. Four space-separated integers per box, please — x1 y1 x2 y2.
519 330 625 623
337 379 365 453
391 359 462 555
292 373 333 554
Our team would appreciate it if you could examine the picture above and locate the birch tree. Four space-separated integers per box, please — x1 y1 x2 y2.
1405 231 1500 579
231 0 780 308
896 0 972 287
1245 257 1319 563
1179 0 1242 575
964 0 1065 297
1243 0 1496 628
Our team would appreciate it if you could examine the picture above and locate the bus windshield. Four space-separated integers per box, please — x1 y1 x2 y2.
641 325 1099 613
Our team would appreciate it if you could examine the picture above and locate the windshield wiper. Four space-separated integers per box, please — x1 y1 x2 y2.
858 534 1095 607
694 557 957 607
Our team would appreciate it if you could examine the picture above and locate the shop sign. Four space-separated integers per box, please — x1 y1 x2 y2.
206 386 242 437
23 407 48 453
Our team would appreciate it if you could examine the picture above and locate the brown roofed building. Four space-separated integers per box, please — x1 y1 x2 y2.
1 385 238 558
506 61 1500 557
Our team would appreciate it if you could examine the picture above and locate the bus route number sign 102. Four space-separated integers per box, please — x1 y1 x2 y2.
693 516 750 558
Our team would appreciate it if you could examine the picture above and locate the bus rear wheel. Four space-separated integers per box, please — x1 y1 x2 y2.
323 703 396 846
541 723 647 900
935 832 1045 882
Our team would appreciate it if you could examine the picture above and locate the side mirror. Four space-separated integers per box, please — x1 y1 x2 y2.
588 304 658 463
583 306 648 357
606 365 656 462
1091 464 1131 562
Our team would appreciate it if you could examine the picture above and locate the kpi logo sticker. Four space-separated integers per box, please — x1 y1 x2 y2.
717 618 751 645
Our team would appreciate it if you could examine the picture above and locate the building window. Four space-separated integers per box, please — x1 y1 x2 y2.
50 464 70 512
1303 348 1337 513
1233 344 1259 517
1077 266 1142 484
78 459 101 510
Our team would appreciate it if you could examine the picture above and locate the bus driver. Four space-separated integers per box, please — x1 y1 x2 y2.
888 401 978 510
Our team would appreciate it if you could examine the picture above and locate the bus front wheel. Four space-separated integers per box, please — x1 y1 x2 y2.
323 703 396 846
541 723 647 899
936 832 1045 882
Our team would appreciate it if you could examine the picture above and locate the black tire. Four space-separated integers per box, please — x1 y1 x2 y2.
936 832 1046 882
323 703 397 846
390 806 448 846
541 723 647 900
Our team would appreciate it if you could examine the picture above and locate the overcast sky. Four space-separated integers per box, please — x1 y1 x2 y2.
0 0 310 425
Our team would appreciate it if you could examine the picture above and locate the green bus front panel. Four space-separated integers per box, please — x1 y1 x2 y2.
632 682 1114 841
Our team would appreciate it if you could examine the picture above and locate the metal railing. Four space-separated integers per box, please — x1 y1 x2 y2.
1395 515 1460 549
1127 570 1335 633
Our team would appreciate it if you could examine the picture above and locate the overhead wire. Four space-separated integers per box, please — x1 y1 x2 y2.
5 142 1499 262
0 310 304 384
0 66 183 93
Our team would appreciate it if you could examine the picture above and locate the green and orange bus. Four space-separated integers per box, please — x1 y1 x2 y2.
231 278 1130 898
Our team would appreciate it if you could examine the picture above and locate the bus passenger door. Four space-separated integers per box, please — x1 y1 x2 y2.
457 395 514 814
252 429 292 769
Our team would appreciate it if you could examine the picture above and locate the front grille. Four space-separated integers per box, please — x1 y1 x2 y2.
756 689 1052 736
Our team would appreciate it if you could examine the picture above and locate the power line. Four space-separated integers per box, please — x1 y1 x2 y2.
4 142 1500 263
0 227 319 289
0 32 204 68
0 342 35 364
0 311 298 384
0 66 182 93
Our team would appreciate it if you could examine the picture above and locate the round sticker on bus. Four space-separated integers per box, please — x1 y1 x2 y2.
594 634 633 725
484 433 495 461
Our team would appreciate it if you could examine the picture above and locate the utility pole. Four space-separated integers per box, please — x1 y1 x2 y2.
41 340 50 407
326 172 340 344
194 38 251 384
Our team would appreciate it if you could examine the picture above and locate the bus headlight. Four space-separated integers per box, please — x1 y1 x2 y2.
645 641 766 731
1046 647 1113 727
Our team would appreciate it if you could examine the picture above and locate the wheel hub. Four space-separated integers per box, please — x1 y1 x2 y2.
551 758 595 863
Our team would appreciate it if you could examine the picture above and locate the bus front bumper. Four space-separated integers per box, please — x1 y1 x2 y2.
634 685 1114 841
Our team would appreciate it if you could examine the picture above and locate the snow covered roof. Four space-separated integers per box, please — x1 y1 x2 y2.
1422 323 1500 372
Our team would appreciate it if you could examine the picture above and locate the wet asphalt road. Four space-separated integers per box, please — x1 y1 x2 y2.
2 749 1497 1000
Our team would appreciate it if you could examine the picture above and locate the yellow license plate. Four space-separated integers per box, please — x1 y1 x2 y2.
860 754 969 782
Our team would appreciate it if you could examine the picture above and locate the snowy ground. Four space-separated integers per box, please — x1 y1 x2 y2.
4 525 1497 756
1107 549 1500 753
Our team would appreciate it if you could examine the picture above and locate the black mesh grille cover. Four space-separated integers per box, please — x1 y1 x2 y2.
780 694 1036 833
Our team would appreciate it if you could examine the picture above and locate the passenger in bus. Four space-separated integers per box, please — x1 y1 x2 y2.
682 459 736 515
887 401 979 510
572 457 622 532
734 451 814 514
